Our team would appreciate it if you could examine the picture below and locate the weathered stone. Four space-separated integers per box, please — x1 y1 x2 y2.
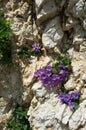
63 17 78 31
29 97 59 130
73 25 86 51
64 77 76 90
82 74 86 83
72 0 84 18
1 0 86 130
11 18 23 35
32 81 48 99
20 56 51 87
69 100 86 130
35 0 58 24
62 107 73 125
81 88 86 100
42 17 64 49
0 97 12 124
79 125 86 130
68 0 85 18
55 102 66 121
83 19 86 30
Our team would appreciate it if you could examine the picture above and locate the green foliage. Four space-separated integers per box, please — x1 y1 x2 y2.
61 84 68 94
18 46 43 58
0 10 12 66
32 49 43 57
52 54 71 74
18 46 31 58
73 100 80 110
53 55 71 69
6 106 31 130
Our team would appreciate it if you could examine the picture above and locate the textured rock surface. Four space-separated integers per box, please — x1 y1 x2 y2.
28 82 86 130
28 0 86 130
35 0 58 24
69 100 86 130
0 0 33 125
0 0 86 130
42 17 64 49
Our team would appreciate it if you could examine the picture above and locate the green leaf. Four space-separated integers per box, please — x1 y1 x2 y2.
6 106 31 130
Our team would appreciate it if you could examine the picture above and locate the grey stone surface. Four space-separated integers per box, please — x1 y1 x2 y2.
42 17 64 49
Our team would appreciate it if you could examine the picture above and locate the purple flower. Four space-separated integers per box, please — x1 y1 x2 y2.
58 92 71 103
34 71 39 77
68 101 75 110
51 74 61 84
58 91 80 110
34 68 45 77
60 63 65 69
46 65 52 72
64 93 72 103
32 43 41 52
42 80 49 87
34 65 71 87
46 66 52 77
71 91 80 100
59 69 69 77
58 92 65 103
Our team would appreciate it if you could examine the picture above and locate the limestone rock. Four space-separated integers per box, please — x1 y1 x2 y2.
62 107 73 125
83 19 86 30
55 102 66 121
72 0 84 18
32 81 48 99
20 56 51 87
82 74 86 83
35 0 58 24
42 17 64 49
64 77 76 90
69 100 86 130
68 0 85 18
11 18 24 36
1 0 86 130
0 97 12 124
81 88 86 100
63 17 78 31
29 97 58 130
0 67 23 104
73 25 86 51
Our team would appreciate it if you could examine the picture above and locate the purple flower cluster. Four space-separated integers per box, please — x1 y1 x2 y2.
58 91 80 110
34 65 70 87
32 43 41 52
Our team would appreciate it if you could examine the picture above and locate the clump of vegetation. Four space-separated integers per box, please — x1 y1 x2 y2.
34 54 72 88
0 10 12 66
34 53 81 110
18 46 31 58
58 91 81 110
52 54 72 74
6 106 32 130
18 43 43 58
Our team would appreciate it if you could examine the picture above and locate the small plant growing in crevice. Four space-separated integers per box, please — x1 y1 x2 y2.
18 46 31 58
34 54 71 87
34 53 81 110
52 54 71 74
58 91 81 110
18 43 43 58
0 10 12 66
32 43 43 56
6 106 32 130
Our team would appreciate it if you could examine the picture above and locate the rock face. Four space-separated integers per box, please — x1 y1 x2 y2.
28 0 86 130
0 0 86 130
28 82 86 130
69 100 86 130
42 17 64 49
35 0 58 24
